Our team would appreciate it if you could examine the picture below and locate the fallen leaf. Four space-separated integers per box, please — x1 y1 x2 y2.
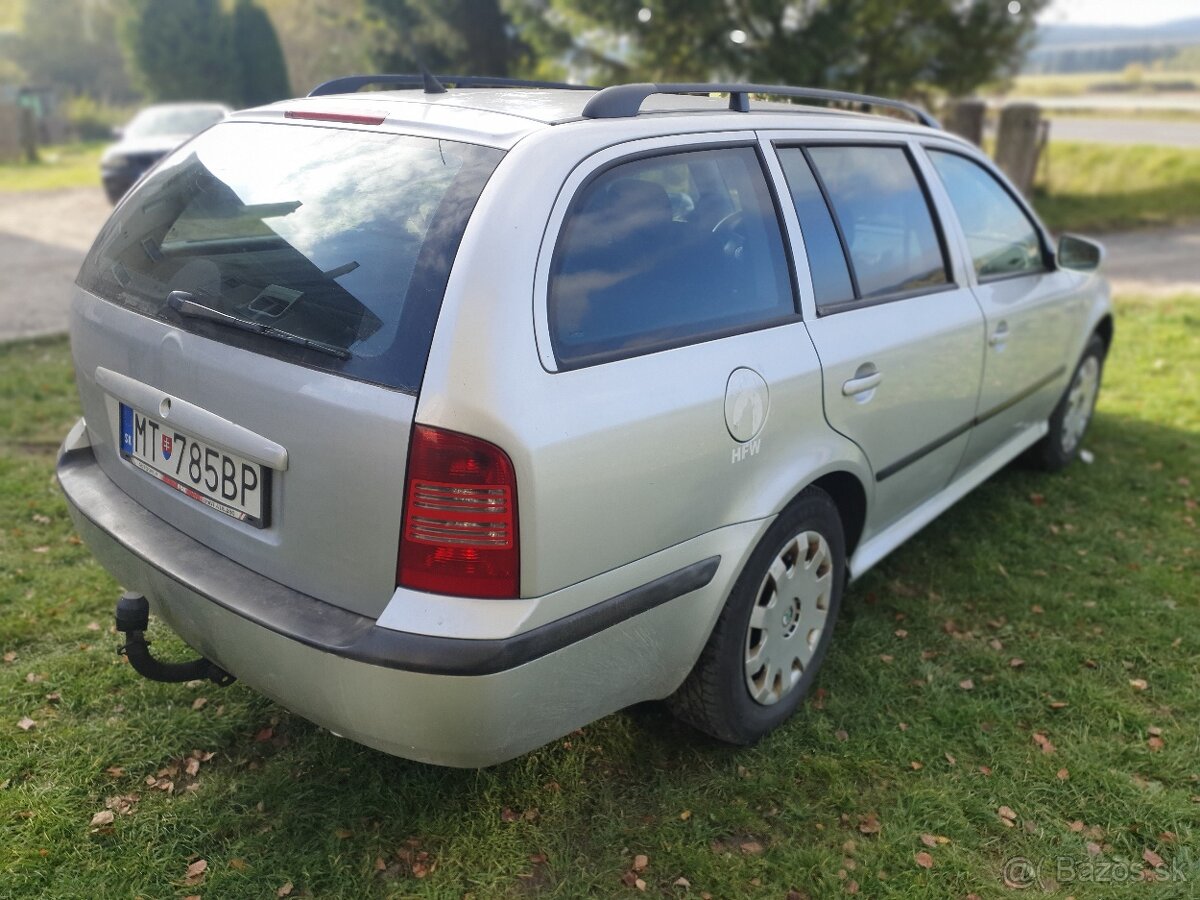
920 834 938 848
192 697 207 711
675 877 691 888
32 513 52 524
86 622 100 632
958 679 975 691
1033 732 1056 754
90 810 114 827
858 814 881 836
1029 493 1045 506
845 880 859 894
1031 604 1044 614
978 765 992 776
229 858 249 871
635 878 647 891
944 752 956 766
277 881 293 897
1009 658 1025 668
2 652 15 663
909 760 923 771
679 809 691 821
879 654 894 663
1086 841 1102 856
105 766 124 777
1069 820 1084 832
334 828 352 839
1049 701 1068 710
25 672 44 684
1148 736 1165 751
1143 848 1165 869
894 629 908 639
185 758 200 777
500 807 519 823
835 729 849 742
17 717 35 731
1130 679 1149 691
632 854 648 871
45 692 61 704
184 859 207 885
254 727 274 742
740 841 763 855
1057 768 1070 780
998 806 1017 825
915 851 934 869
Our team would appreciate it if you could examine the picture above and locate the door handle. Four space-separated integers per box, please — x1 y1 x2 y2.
842 371 883 396
989 322 1010 347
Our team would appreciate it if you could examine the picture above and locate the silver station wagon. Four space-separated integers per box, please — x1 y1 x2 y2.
58 76 1111 767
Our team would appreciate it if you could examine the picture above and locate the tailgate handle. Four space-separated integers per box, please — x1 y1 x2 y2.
95 367 288 471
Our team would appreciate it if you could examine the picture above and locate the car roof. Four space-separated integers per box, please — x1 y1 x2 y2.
235 85 954 151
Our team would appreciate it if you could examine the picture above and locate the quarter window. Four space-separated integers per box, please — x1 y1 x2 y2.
806 145 950 302
928 150 1045 279
549 147 794 367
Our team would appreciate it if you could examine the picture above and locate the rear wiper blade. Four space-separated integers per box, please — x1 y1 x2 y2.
166 290 350 360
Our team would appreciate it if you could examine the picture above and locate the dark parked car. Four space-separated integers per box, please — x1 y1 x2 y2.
100 103 230 202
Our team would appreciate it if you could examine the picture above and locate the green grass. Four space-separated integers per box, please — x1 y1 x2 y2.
2 295 1198 898
1007 70 1200 98
0 142 105 194
1033 141 1200 232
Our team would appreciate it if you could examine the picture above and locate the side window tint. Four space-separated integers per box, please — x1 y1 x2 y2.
928 150 1045 279
807 146 949 300
777 149 856 310
549 146 794 367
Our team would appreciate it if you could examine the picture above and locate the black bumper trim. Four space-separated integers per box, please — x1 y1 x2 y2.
57 446 719 677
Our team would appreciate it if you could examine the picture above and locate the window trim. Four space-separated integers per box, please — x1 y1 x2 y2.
922 144 1054 283
545 141 803 372
774 140 959 317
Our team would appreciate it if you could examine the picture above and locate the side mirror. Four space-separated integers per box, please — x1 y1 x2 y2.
1057 234 1104 272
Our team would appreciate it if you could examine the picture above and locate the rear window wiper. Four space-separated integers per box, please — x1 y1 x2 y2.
166 290 351 360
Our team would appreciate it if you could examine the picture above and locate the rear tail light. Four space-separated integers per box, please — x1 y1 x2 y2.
398 425 519 598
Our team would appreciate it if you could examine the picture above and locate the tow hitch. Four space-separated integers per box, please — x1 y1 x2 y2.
115 593 235 686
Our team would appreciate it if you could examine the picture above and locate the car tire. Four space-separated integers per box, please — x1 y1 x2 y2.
1029 334 1106 472
668 487 845 745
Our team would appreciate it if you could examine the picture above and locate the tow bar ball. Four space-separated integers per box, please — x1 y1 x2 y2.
114 592 235 687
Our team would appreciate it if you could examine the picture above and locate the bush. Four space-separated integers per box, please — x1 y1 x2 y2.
62 95 132 142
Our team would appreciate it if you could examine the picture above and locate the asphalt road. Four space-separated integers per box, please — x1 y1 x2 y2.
0 186 1197 344
1046 116 1200 148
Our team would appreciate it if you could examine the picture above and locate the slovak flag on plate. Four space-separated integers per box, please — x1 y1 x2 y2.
162 434 173 460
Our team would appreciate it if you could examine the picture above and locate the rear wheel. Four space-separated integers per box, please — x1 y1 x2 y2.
668 488 845 744
1029 335 1106 472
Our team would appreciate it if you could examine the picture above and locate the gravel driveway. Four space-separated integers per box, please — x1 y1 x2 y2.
0 187 1197 344
0 187 111 341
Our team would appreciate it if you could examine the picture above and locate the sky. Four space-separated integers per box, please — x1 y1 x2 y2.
1041 0 1198 26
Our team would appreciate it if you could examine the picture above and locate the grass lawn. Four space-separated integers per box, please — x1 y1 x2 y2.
1032 141 1200 233
0 142 105 194
1 295 1198 898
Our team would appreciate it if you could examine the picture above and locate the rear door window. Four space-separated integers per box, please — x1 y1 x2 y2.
548 146 795 368
800 145 950 307
78 122 502 392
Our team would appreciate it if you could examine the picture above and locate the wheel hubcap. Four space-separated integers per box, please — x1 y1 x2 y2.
744 530 833 706
1061 356 1100 455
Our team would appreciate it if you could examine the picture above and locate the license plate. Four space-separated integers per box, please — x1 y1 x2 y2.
118 404 269 527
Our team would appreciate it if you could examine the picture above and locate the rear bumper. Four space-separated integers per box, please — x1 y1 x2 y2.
57 425 726 766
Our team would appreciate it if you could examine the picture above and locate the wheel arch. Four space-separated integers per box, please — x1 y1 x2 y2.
1094 313 1114 354
807 470 868 559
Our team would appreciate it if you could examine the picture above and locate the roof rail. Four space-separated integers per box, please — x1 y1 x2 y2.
309 74 594 98
581 82 940 129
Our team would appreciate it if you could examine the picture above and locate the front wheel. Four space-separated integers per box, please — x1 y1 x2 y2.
1029 334 1106 472
668 488 845 745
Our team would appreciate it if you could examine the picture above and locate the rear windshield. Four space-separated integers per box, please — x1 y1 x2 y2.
78 121 503 392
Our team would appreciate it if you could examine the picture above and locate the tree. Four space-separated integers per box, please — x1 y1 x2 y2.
6 0 135 102
364 0 526 77
508 0 1048 97
231 0 292 105
122 0 235 102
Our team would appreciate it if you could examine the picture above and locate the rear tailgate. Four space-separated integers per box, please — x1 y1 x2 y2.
71 119 502 618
